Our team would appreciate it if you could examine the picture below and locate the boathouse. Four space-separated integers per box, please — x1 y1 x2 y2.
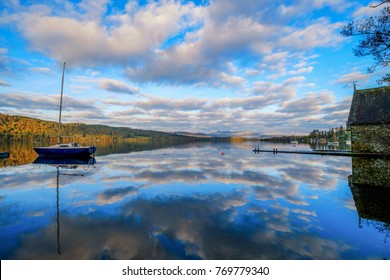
347 86 390 154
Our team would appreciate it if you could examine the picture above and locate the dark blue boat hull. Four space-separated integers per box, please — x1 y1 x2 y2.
33 146 97 157
33 156 96 165
0 152 9 159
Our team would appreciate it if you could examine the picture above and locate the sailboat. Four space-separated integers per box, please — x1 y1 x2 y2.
327 129 339 147
34 62 97 157
291 129 298 146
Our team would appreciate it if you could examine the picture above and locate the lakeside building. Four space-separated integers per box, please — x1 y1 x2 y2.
347 86 390 154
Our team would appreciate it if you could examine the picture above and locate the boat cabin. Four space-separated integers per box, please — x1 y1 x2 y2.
56 143 82 148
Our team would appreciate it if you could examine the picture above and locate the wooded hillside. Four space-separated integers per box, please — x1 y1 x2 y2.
0 113 194 142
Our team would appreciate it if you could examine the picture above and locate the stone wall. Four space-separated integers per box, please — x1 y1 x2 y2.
350 124 390 153
351 157 390 188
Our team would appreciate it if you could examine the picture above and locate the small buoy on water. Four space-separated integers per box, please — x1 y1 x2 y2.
221 152 224 155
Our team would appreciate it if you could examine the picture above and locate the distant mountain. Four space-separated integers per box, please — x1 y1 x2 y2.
173 132 214 138
174 130 277 139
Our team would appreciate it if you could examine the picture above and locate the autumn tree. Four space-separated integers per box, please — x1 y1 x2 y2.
340 4 390 84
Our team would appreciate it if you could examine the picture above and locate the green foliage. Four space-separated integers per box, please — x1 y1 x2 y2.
256 126 350 145
308 126 350 141
260 135 309 143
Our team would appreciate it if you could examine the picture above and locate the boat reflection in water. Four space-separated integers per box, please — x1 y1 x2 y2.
32 156 96 255
33 156 96 167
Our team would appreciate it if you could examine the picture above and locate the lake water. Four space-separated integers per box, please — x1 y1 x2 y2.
1 141 389 260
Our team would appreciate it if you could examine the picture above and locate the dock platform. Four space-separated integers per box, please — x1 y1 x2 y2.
252 148 389 157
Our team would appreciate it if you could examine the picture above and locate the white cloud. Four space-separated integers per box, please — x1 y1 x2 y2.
280 18 344 50
251 77 305 102
0 80 10 86
30 67 51 74
0 48 9 71
102 99 134 107
288 66 314 75
135 96 207 111
5 0 349 88
263 51 289 63
17 0 199 66
353 2 389 18
0 92 97 111
22 16 107 63
278 0 351 17
335 71 372 87
217 72 246 88
126 12 280 84
100 79 140 95
77 0 110 21
284 76 306 86
277 91 335 114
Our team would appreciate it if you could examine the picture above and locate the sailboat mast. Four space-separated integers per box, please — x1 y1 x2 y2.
58 62 66 144
56 166 61 255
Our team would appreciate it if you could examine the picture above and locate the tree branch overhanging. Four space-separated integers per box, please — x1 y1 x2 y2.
340 6 390 85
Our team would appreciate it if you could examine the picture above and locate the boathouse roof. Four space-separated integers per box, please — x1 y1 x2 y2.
347 86 390 125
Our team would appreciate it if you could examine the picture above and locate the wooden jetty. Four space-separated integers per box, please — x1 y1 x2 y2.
0 152 9 159
252 148 389 157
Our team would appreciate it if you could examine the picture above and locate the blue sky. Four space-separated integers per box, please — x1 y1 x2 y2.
0 0 388 135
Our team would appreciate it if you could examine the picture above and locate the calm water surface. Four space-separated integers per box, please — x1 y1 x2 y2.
1 142 389 259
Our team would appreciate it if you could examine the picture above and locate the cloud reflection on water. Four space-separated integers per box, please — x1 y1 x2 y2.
1 142 389 259
13 192 351 260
